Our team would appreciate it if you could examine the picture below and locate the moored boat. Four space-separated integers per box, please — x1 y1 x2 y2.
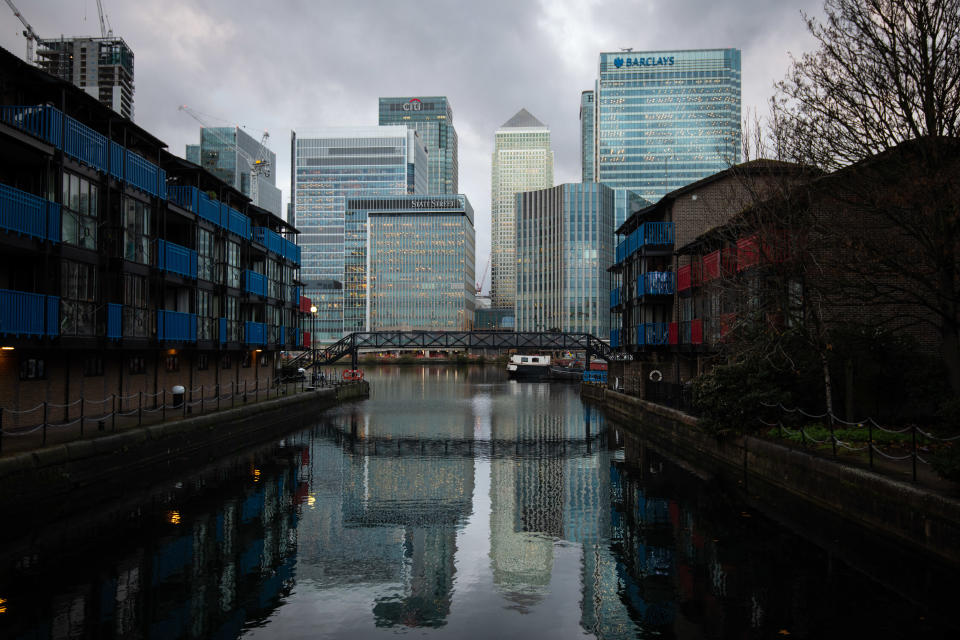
506 354 552 380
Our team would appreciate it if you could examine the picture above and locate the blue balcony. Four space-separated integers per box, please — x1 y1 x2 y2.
244 321 267 345
0 105 62 147
157 310 197 342
614 221 676 266
222 205 251 239
107 303 122 340
610 287 621 309
199 190 222 225
125 150 163 197
109 141 124 180
290 326 302 347
642 271 675 296
0 182 61 242
610 328 620 348
284 240 301 264
0 289 59 337
243 270 267 297
64 115 109 172
637 322 670 346
157 239 197 279
219 317 227 345
168 185 198 214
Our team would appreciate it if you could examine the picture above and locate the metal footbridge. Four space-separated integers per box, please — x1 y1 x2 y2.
287 330 612 370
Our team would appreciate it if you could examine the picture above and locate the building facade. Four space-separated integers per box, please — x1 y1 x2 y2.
580 90 595 183
186 126 282 216
491 109 554 311
344 195 475 332
515 183 613 337
37 36 134 119
0 47 306 425
592 48 741 202
291 127 428 343
379 97 458 194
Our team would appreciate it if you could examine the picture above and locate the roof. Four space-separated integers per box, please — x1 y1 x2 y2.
500 108 546 129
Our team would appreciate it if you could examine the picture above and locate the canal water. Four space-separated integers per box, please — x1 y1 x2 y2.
0 365 956 639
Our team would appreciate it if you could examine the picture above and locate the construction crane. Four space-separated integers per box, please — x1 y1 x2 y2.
178 105 272 205
476 256 490 294
95 0 113 37
4 0 40 63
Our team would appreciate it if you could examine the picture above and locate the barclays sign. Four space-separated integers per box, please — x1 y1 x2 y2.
613 55 675 69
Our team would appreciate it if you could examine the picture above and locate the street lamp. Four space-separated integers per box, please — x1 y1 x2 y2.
310 305 318 384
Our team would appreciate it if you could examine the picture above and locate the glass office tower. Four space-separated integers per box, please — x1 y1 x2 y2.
291 127 428 343
186 126 282 216
379 97 458 194
345 195 475 331
594 48 741 202
515 183 613 337
491 109 554 312
580 90 595 183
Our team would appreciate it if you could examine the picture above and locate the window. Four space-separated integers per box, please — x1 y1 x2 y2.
122 273 151 338
165 354 179 372
62 172 98 249
123 198 151 264
222 240 241 288
197 354 209 371
197 228 215 281
61 261 97 336
83 356 103 376
128 356 145 375
242 351 252 368
221 355 232 370
20 357 45 380
260 353 269 368
197 290 217 340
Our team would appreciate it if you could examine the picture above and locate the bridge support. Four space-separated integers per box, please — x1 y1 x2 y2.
350 335 358 370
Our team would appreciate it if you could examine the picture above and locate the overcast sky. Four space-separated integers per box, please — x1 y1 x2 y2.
3 0 823 280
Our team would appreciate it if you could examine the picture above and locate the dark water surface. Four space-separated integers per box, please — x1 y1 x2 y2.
0 365 956 639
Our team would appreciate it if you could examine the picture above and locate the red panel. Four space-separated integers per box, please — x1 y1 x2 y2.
299 296 313 314
668 322 679 345
721 246 737 275
677 264 692 291
303 331 311 348
691 319 703 345
691 260 702 287
736 233 760 271
702 250 721 282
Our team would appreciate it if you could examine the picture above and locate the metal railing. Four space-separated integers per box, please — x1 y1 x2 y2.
583 371 608 384
642 271 675 296
0 289 59 337
157 309 197 342
157 239 198 279
243 270 267 297
0 182 61 242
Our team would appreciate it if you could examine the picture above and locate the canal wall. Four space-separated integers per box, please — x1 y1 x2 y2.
0 382 370 522
581 384 960 567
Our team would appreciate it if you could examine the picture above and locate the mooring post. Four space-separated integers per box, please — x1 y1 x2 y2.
111 395 117 431
42 401 48 446
79 398 84 437
138 391 143 426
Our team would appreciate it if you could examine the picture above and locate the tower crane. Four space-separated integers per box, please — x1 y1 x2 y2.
4 0 40 63
95 0 113 37
178 105 272 205
476 256 490 294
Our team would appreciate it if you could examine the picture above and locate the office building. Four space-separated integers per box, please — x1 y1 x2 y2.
379 96 458 194
592 48 741 201
291 127 428 343
344 195 475 332
580 90 595 182
186 126 282 216
490 109 553 311
37 36 134 119
515 183 613 337
0 46 305 423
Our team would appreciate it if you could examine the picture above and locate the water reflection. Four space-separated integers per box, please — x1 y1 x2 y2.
0 365 956 639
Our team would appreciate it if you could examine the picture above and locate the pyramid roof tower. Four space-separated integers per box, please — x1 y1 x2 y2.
500 108 547 129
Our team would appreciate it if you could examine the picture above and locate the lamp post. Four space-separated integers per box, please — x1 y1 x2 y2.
310 305 318 384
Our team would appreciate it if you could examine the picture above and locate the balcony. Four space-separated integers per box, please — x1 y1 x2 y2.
124 148 166 198
737 233 760 271
691 319 704 344
107 303 122 340
252 226 302 266
677 265 691 292
614 221 675 266
0 105 62 147
157 239 198 279
0 182 61 243
668 322 679 345
642 271 675 296
702 250 721 282
157 310 196 342
244 320 267 345
244 270 267 297
610 287 621 309
637 322 670 346
299 295 312 314
64 116 109 172
222 205 251 239
0 289 59 337
610 328 620 348
290 326 303 347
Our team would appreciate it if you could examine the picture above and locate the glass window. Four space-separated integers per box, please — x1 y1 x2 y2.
123 198 151 265
61 260 97 336
62 172 98 249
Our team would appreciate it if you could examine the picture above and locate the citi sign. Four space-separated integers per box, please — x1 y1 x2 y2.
613 56 675 68
403 98 423 111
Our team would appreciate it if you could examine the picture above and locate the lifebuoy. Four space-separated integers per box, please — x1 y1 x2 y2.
342 369 364 381
649 369 663 382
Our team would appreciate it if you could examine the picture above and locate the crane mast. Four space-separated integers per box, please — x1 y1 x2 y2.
95 0 113 37
4 0 40 63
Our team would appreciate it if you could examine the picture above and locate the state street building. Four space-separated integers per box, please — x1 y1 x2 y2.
590 48 741 203
515 183 613 337
344 195 475 332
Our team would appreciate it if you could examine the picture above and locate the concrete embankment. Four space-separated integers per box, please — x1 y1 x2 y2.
582 383 960 567
0 382 369 522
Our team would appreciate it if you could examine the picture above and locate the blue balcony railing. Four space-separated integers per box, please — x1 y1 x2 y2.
0 182 61 242
610 328 621 348
244 321 267 345
583 370 607 384
157 239 197 279
64 116 109 172
223 205 251 239
0 105 62 147
125 149 162 197
168 185 198 214
107 303 122 340
219 317 227 345
157 310 197 342
243 270 267 297
642 271 675 296
610 287 621 309
109 141 124 180
614 221 676 266
638 322 670 346
199 190 221 224
0 289 59 337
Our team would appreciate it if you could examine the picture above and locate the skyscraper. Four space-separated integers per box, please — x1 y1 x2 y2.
592 48 741 202
291 126 428 343
490 109 553 311
37 36 134 119
515 183 613 336
379 97 458 194
580 90 595 183
185 126 282 216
